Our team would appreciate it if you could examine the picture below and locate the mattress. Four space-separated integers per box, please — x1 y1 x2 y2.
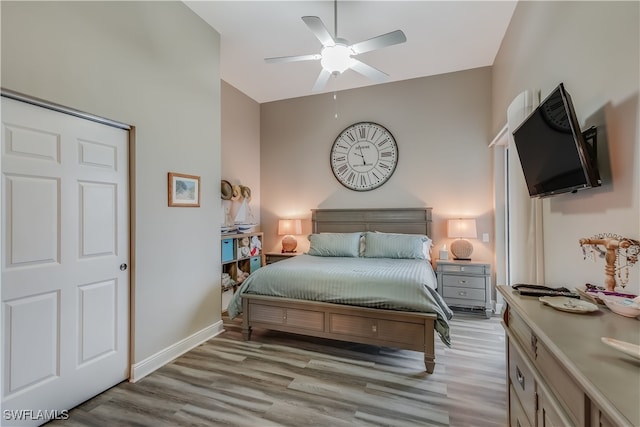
227 254 452 345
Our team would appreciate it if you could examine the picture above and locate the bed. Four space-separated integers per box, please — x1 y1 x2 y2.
226 208 451 373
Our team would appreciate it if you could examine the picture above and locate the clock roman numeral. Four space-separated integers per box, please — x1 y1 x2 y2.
345 131 356 142
347 171 355 184
358 127 366 139
333 155 346 162
380 151 394 158
359 174 367 187
377 138 390 147
337 164 349 175
379 163 390 170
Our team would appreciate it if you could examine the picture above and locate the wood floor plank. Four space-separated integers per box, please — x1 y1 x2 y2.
48 312 506 426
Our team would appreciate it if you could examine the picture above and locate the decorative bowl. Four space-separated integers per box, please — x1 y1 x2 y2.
598 293 640 318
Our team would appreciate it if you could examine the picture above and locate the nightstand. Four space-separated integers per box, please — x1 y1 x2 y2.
265 252 301 264
436 260 492 318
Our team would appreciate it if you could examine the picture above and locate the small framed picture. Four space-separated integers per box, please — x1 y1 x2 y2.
168 172 200 207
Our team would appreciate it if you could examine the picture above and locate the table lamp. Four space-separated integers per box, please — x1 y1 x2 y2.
278 219 302 253
447 218 477 260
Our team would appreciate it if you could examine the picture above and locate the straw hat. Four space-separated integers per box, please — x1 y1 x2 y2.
221 180 232 200
240 186 252 201
231 184 242 201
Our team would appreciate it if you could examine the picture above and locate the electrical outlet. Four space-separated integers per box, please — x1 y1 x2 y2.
482 233 490 243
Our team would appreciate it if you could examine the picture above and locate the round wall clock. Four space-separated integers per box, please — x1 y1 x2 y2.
330 122 399 191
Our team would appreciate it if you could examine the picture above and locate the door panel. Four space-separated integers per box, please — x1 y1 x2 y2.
79 182 117 257
1 96 129 426
4 291 59 394
78 279 117 364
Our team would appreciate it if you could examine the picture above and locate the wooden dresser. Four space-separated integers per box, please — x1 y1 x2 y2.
498 285 639 427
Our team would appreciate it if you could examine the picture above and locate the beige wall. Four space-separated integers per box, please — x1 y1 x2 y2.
492 1 639 293
260 68 495 264
1 2 222 363
221 81 261 226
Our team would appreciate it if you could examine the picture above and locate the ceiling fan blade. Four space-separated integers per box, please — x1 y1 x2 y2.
350 30 407 55
265 54 321 64
302 16 336 47
312 69 332 91
349 59 389 83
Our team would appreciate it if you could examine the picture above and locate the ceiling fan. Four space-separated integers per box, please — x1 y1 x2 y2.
264 0 407 92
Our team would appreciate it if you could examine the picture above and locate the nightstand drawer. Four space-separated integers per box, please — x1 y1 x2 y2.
439 264 487 275
443 286 486 301
442 274 485 289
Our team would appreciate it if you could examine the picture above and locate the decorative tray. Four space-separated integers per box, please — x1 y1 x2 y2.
576 285 637 305
538 296 599 314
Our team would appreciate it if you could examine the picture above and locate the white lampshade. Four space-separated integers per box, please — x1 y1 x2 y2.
447 218 477 260
278 219 302 253
447 219 478 239
278 219 302 236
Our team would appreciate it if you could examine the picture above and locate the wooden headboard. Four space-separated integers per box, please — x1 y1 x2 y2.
311 208 432 237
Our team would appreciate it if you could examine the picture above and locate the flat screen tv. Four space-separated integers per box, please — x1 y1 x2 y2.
512 83 601 198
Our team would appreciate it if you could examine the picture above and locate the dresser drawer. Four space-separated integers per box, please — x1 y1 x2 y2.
443 286 486 302
509 341 536 425
508 309 536 359
537 340 585 426
510 385 534 427
442 274 486 289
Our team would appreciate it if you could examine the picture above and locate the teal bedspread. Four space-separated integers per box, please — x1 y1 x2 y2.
227 254 453 346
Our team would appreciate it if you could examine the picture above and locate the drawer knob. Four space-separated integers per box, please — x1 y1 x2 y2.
458 291 467 296
459 280 467 284
371 325 377 333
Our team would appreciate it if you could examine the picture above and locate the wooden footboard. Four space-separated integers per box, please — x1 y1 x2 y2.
241 294 437 373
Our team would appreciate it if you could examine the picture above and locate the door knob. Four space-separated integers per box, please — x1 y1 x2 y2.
120 263 128 271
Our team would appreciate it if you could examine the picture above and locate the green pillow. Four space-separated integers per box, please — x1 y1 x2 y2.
363 231 428 259
307 232 362 257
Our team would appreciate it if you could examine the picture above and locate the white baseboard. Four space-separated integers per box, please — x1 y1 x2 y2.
129 319 225 382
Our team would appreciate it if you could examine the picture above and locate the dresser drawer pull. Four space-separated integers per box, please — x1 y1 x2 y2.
516 365 525 390
458 280 468 284
457 291 468 296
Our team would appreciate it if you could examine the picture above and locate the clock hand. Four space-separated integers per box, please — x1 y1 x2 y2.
358 146 367 166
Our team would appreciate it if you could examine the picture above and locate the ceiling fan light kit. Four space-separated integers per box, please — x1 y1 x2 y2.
320 42 354 75
264 1 406 91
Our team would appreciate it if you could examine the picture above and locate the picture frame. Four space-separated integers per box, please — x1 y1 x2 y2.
168 172 200 207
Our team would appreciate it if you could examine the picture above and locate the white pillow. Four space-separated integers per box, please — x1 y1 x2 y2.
363 231 431 259
307 232 362 257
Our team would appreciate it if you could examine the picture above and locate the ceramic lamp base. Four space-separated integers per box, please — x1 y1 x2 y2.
281 235 298 253
451 239 473 260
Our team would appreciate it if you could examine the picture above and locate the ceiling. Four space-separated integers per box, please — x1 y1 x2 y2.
184 1 518 104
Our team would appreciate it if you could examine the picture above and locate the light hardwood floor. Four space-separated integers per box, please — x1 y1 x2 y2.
48 312 506 427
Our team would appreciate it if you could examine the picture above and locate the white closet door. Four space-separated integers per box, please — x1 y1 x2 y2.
1 96 129 426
